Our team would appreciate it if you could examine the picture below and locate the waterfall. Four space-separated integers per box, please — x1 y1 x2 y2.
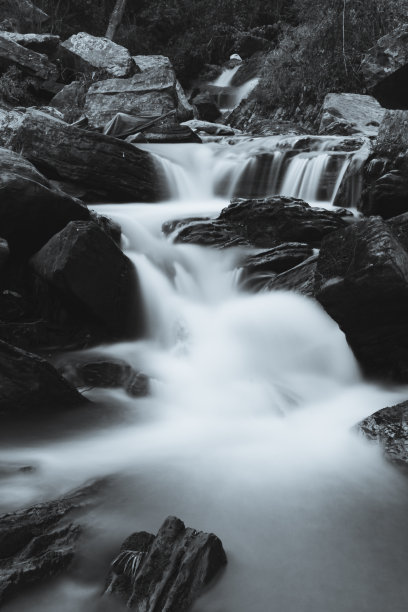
141 136 363 206
209 65 259 110
1 139 407 612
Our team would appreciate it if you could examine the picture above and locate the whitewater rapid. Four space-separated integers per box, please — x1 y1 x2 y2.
1 140 408 612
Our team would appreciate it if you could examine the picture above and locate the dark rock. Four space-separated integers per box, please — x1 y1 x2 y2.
0 108 158 202
0 339 86 418
106 515 227 611
234 32 270 58
166 197 348 249
30 221 140 337
0 479 103 606
59 356 149 397
61 32 134 78
49 81 88 122
89 212 122 245
361 24 408 109
357 400 408 468
0 238 9 270
138 124 201 144
360 110 408 218
265 255 318 297
0 0 49 30
318 93 385 137
0 33 57 82
315 216 408 381
0 146 90 257
192 91 221 122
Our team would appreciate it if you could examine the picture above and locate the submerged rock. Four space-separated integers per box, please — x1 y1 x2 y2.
315 216 408 381
0 108 158 202
106 516 227 611
357 400 408 468
165 196 348 249
31 221 140 338
319 93 385 137
0 479 103 606
0 339 86 418
61 32 134 78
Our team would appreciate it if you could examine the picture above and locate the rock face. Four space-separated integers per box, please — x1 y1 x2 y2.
0 108 158 202
361 24 408 109
361 110 408 218
0 480 102 606
0 339 86 418
0 33 58 81
319 93 385 137
106 516 227 611
59 356 150 397
357 400 408 468
165 196 348 249
61 32 134 78
0 146 90 257
85 66 185 129
266 255 318 297
315 216 408 381
31 221 140 337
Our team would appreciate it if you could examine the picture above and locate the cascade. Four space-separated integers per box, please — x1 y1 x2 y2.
1 138 407 612
209 65 259 110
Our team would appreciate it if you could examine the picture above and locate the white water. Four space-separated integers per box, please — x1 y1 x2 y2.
143 135 362 206
1 142 408 612
210 65 259 110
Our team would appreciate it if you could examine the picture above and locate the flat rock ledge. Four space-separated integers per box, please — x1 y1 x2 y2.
106 515 227 611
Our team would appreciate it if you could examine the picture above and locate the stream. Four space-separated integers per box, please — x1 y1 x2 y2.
1 136 408 611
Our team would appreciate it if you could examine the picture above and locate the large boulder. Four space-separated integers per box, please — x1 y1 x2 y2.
0 147 90 257
30 221 140 337
165 196 348 249
0 339 86 418
357 400 408 468
49 80 87 122
0 31 60 55
315 216 408 381
361 24 408 109
318 93 385 137
61 32 134 78
106 516 227 610
0 32 58 82
191 91 222 122
0 480 102 606
85 66 189 129
360 110 408 218
0 108 158 202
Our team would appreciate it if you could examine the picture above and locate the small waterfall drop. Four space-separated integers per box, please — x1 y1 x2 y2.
209 65 259 111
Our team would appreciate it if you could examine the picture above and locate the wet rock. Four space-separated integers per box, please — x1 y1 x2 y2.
361 24 408 109
30 221 139 337
182 119 235 136
192 91 221 122
85 66 186 129
106 515 227 611
0 32 60 55
0 339 86 418
0 33 58 82
0 479 103 606
61 32 134 78
59 356 149 397
0 146 90 257
0 108 158 202
319 93 385 137
265 255 318 297
166 197 348 249
357 400 408 468
360 110 408 218
315 216 408 381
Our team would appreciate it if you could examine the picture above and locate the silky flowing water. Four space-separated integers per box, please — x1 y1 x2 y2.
1 137 408 612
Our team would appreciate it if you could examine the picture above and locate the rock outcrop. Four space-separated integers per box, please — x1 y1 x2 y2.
0 147 90 257
357 400 408 468
106 516 227 611
0 108 158 202
61 32 134 78
319 93 385 137
31 221 140 337
0 479 103 606
360 110 408 218
315 216 408 381
0 339 86 418
165 196 348 249
361 23 408 109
